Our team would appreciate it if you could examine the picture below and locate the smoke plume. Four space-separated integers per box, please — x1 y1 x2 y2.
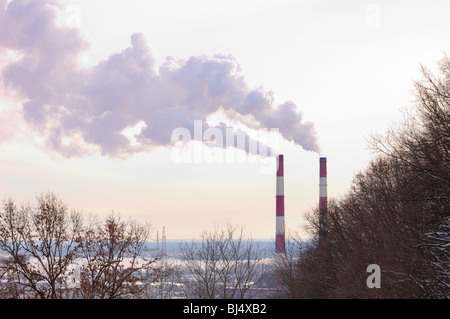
0 0 319 157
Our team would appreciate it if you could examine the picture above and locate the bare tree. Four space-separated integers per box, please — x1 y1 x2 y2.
0 193 162 299
179 223 266 299
273 233 321 299
77 213 159 299
0 193 82 299
369 55 450 298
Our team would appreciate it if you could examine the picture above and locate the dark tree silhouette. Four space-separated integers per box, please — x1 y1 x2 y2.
289 55 450 299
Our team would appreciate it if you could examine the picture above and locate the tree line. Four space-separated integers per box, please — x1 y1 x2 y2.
280 55 449 299
0 193 162 299
0 193 270 299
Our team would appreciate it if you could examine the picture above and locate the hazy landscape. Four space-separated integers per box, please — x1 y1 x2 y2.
0 0 448 302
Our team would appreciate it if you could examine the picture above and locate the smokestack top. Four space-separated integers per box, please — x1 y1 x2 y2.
320 157 327 177
277 154 284 176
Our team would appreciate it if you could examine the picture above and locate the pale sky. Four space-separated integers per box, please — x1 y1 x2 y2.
1 0 449 239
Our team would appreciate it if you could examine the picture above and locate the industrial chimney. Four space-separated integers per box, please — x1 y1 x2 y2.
275 154 286 254
319 157 327 241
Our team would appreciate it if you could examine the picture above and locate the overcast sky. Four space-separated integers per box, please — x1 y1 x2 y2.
1 0 449 239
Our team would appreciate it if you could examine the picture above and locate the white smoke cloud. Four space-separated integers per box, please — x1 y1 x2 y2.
0 0 319 158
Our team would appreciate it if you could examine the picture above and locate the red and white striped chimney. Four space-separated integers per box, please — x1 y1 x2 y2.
275 154 286 254
319 157 327 239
